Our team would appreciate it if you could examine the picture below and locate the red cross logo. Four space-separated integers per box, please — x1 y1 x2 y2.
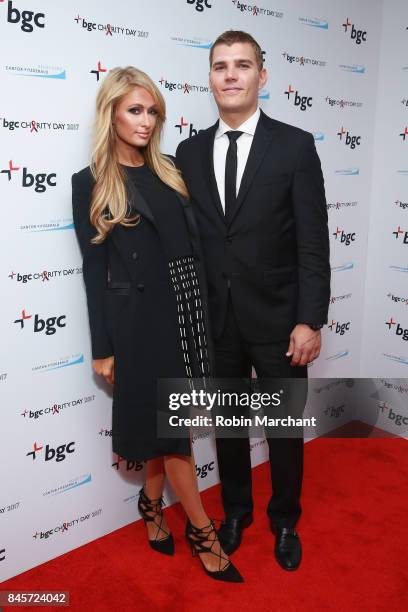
393 226 404 239
175 117 189 134
400 127 408 141
342 18 352 32
337 127 346 140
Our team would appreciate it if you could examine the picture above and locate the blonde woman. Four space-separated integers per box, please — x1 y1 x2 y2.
71 67 243 583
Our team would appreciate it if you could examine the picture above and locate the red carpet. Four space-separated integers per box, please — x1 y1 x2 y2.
2 437 408 611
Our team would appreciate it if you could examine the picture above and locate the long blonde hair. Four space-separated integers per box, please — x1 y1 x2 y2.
90 66 188 244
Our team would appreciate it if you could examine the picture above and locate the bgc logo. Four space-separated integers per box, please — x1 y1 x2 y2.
174 116 202 138
90 61 108 82
381 403 408 427
388 408 408 427
0 160 56 192
337 127 361 149
385 317 408 341
332 227 356 245
13 309 66 334
112 456 146 471
99 427 112 437
400 127 408 141
284 85 312 111
186 0 211 11
159 78 209 94
328 319 351 335
392 226 408 243
196 461 215 479
21 395 95 421
26 441 75 462
9 268 81 283
3 1 45 32
342 18 367 44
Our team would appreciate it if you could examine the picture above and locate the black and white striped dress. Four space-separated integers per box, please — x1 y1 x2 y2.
168 255 210 380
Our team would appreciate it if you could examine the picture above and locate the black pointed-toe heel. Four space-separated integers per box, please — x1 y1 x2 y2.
185 519 244 583
137 487 175 556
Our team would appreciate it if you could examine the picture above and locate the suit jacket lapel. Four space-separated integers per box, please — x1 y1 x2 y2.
199 121 226 224
123 178 201 261
227 111 276 227
110 175 157 266
127 176 201 261
126 177 157 227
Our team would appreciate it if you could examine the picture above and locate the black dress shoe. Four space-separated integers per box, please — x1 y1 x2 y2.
217 513 253 555
271 525 302 571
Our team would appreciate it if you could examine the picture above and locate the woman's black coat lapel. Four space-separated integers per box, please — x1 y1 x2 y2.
126 177 216 376
126 176 157 227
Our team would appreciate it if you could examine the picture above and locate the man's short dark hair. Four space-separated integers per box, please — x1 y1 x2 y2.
209 30 263 71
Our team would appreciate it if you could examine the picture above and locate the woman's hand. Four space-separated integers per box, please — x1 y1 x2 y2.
92 356 115 385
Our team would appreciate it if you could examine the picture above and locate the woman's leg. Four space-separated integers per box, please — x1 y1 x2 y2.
164 453 229 572
142 457 170 541
163 454 207 525
145 456 165 499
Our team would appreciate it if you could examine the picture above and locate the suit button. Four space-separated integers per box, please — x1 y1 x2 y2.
226 237 232 245
131 251 139 261
137 284 145 292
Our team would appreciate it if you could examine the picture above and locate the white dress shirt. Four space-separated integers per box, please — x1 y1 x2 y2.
213 107 261 213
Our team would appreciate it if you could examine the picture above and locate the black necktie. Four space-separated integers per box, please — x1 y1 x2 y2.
224 130 243 219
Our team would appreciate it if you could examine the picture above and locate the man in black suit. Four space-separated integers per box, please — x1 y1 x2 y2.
176 30 330 570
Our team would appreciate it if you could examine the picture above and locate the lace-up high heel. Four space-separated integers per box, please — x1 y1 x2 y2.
138 487 174 556
185 519 244 582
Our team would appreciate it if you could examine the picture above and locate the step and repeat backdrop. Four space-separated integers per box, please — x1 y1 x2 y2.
0 0 406 582
361 3 408 376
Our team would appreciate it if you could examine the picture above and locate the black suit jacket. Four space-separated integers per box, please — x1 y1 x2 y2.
176 109 331 343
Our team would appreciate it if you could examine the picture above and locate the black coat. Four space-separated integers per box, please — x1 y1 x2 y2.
71 164 215 461
176 110 331 343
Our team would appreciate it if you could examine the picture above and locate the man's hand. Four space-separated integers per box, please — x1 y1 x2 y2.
92 356 115 385
286 324 321 366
